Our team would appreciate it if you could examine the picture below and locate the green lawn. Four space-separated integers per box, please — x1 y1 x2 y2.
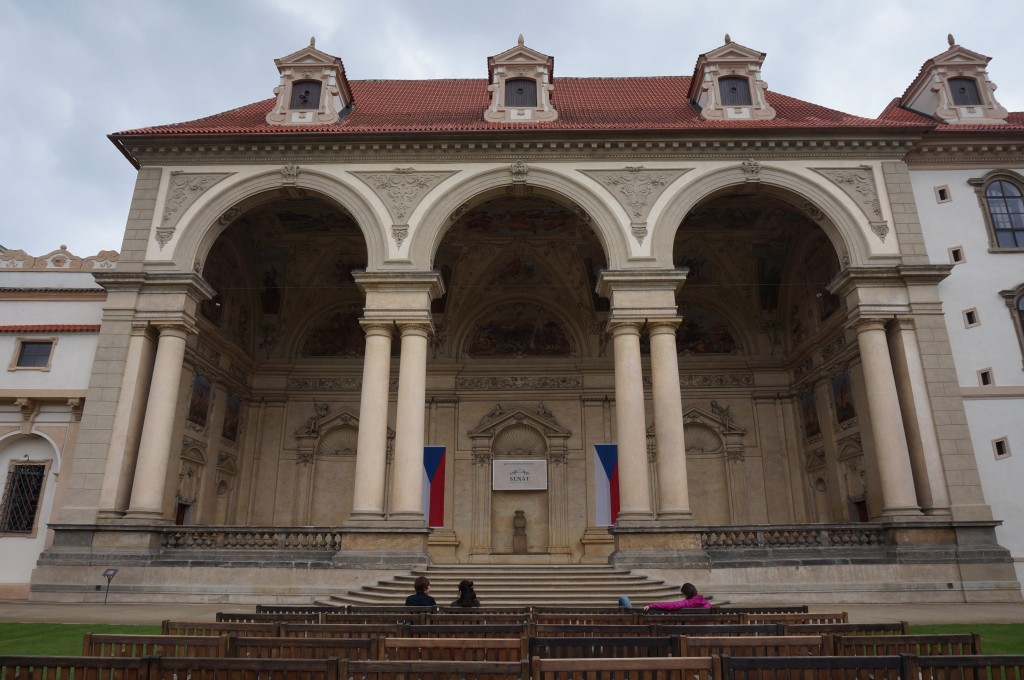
0 623 160 656
0 622 1021 655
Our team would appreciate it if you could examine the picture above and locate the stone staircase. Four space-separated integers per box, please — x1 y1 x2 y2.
318 564 683 607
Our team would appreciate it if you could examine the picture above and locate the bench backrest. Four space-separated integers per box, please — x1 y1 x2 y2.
720 606 810 614
679 634 826 657
217 612 322 623
654 624 782 637
380 637 523 662
257 605 338 614
737 614 847 622
528 636 676 659
323 611 428 625
404 624 530 638
227 636 376 660
911 654 1024 680
533 613 636 625
532 624 654 638
834 633 983 656
532 655 716 680
636 612 742 625
83 633 230 657
279 622 403 639
782 622 910 636
161 620 280 637
719 653 908 680
347 659 528 680
429 613 533 625
0 655 153 680
149 655 344 680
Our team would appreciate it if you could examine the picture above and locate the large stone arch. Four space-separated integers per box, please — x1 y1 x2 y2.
650 165 877 269
410 167 632 271
172 169 388 272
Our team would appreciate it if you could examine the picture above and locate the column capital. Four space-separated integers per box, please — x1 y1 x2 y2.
608 320 644 337
359 320 395 337
849 317 888 334
647 318 681 335
153 322 195 339
396 320 434 337
889 315 917 332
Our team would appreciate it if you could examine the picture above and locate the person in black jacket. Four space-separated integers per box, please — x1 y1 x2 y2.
450 579 481 607
405 575 436 606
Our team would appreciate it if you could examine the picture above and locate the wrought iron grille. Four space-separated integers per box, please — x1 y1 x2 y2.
0 463 45 533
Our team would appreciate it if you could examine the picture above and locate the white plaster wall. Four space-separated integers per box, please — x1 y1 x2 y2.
910 167 1024 589
1 334 98 389
0 435 59 587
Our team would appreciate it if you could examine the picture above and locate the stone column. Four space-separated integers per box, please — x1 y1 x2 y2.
852 318 922 518
647 319 693 522
97 322 156 520
348 322 394 523
610 321 654 523
389 321 432 523
124 323 191 523
887 316 952 516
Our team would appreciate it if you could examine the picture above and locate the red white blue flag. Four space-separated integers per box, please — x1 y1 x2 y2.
594 443 619 526
422 445 446 527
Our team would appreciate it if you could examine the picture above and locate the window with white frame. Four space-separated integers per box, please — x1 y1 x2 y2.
9 338 55 371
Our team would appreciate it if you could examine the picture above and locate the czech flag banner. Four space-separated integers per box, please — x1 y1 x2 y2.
594 443 619 526
422 445 446 527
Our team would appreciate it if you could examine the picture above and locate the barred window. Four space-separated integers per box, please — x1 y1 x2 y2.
0 463 46 534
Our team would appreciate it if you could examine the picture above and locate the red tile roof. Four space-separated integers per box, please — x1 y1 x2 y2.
0 325 101 333
113 77 934 138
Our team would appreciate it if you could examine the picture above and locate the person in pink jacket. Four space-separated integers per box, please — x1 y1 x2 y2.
643 582 712 610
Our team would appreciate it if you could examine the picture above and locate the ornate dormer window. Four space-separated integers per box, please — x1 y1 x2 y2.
266 37 353 126
484 35 557 123
900 35 1008 125
688 35 776 121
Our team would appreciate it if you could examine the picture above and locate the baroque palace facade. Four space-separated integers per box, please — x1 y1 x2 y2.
2 35 1024 603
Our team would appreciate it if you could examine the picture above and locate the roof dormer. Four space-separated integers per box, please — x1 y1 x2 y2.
688 35 776 121
484 35 558 123
265 37 354 126
900 35 1008 125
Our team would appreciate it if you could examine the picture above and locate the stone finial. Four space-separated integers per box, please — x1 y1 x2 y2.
725 33 732 43
518 33 524 46
310 36 316 48
947 33 955 46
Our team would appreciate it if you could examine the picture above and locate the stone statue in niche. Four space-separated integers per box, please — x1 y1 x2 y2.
710 400 737 431
299 403 329 436
512 510 527 554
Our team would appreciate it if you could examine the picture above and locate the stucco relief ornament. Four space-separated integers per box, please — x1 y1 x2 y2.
813 167 889 242
281 164 301 185
158 172 231 249
581 166 689 245
741 157 761 182
511 160 529 183
353 168 456 248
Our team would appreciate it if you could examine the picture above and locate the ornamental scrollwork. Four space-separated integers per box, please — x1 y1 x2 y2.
581 167 689 225
158 172 232 249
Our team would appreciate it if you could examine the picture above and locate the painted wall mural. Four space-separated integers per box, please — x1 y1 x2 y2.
222 393 242 442
676 305 738 354
187 374 212 428
460 197 578 237
832 370 857 424
300 304 366 357
466 303 574 357
801 390 821 440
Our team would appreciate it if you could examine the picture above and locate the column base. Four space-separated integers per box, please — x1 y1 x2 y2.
95 510 127 523
387 511 427 527
121 510 170 525
614 511 658 527
654 512 698 526
344 511 387 526
879 506 925 520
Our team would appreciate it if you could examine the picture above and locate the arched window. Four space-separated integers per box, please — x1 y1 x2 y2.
505 79 537 107
289 80 322 110
985 179 1024 248
719 77 752 106
949 77 982 106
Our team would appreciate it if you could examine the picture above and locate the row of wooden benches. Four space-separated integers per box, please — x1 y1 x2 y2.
4 652 1023 680
81 632 983 660
214 610 850 626
256 605 811 616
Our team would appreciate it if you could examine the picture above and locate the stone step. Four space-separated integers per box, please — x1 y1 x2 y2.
320 564 683 607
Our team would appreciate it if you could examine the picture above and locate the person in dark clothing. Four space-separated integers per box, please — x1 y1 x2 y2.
450 579 481 607
405 575 436 606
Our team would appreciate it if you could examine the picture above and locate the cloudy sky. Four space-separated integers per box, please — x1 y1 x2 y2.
2 0 1022 257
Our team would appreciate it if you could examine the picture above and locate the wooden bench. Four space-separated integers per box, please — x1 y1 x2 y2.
403 623 530 639
528 636 677 659
533 613 636 626
258 605 339 614
636 612 742 625
782 621 910 636
280 623 403 640
532 624 655 638
83 633 230 657
678 634 827 657
323 611 428 625
435 607 533 616
161 620 281 637
227 636 376 660
531 655 716 680
653 623 782 637
149 655 345 680
720 605 809 614
911 654 1024 680
719 653 907 680
429 613 533 625
833 633 983 656
379 637 524 662
0 655 152 680
217 611 323 623
739 611 849 625
347 659 528 680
